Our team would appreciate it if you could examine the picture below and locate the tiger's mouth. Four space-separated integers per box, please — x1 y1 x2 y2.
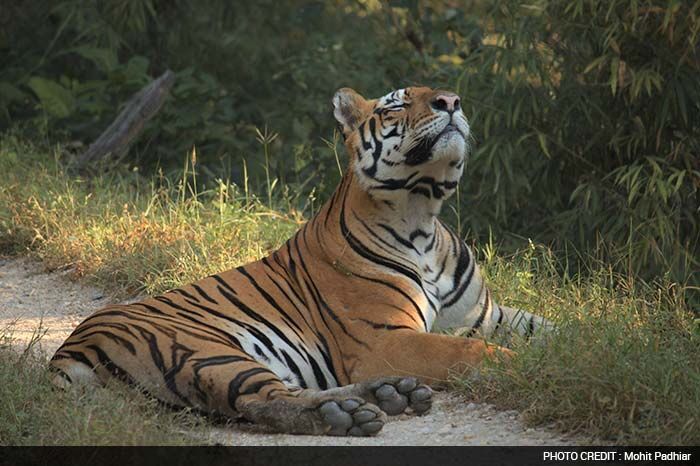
404 124 465 166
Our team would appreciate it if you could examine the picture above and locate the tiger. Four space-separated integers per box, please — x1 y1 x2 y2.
50 86 550 437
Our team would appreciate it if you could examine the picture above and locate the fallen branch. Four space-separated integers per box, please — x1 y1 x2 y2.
74 69 175 172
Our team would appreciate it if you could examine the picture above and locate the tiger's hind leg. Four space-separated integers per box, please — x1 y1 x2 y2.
50 316 387 436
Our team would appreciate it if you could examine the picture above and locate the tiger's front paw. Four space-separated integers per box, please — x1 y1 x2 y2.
367 376 432 416
318 397 386 436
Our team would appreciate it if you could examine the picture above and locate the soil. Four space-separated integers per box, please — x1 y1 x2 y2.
0 256 584 446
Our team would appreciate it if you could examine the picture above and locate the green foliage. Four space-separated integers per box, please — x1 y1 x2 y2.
451 0 700 302
1 0 698 301
26 77 75 118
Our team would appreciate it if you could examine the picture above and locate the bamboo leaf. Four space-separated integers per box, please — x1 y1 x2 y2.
610 57 620 95
537 132 551 158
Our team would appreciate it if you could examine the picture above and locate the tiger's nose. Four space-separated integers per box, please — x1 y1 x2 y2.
431 94 460 114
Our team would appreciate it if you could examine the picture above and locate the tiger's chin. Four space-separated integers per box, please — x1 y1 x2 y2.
430 130 468 167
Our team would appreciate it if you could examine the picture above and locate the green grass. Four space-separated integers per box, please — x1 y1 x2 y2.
456 241 700 445
1 136 699 445
0 136 301 297
0 327 209 445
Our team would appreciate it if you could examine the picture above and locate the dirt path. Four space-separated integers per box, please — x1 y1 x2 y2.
0 257 583 446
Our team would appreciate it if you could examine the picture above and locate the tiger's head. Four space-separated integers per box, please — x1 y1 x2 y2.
332 87 470 202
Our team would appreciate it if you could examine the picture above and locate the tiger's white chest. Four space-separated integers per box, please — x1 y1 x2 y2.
396 225 484 333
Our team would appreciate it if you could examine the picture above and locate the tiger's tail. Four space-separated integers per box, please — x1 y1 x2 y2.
49 355 101 389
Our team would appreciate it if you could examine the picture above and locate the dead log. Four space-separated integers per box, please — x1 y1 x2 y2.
74 69 175 172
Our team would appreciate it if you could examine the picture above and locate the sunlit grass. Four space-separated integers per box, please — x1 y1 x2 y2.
0 327 209 445
1 137 698 445
0 136 302 297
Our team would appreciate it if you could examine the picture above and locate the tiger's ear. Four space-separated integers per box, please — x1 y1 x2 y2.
332 88 370 133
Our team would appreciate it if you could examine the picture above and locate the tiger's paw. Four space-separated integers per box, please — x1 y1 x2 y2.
367 377 433 416
318 397 386 436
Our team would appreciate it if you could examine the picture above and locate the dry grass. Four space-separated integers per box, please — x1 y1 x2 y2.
0 327 210 445
0 136 301 297
1 137 699 445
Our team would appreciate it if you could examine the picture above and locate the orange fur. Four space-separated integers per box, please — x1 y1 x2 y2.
50 87 536 436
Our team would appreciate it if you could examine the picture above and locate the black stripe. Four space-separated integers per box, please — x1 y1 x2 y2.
228 367 276 408
154 296 207 318
424 229 438 252
358 118 385 178
452 237 471 287
295 230 369 350
353 212 413 264
270 252 307 308
210 274 237 295
70 303 221 345
493 306 504 333
409 229 430 241
465 289 490 338
378 223 420 253
373 174 459 199
191 284 219 304
285 245 336 356
87 344 138 386
410 186 432 198
133 326 166 373
237 266 306 336
442 261 476 308
261 257 314 329
339 199 422 286
525 315 535 339
192 355 253 370
433 253 449 282
172 288 200 302
70 329 137 355
213 285 303 359
343 271 425 328
132 303 241 347
281 349 307 389
238 377 280 397
356 318 414 331
165 343 194 399
52 350 94 369
308 355 329 390
323 173 350 228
